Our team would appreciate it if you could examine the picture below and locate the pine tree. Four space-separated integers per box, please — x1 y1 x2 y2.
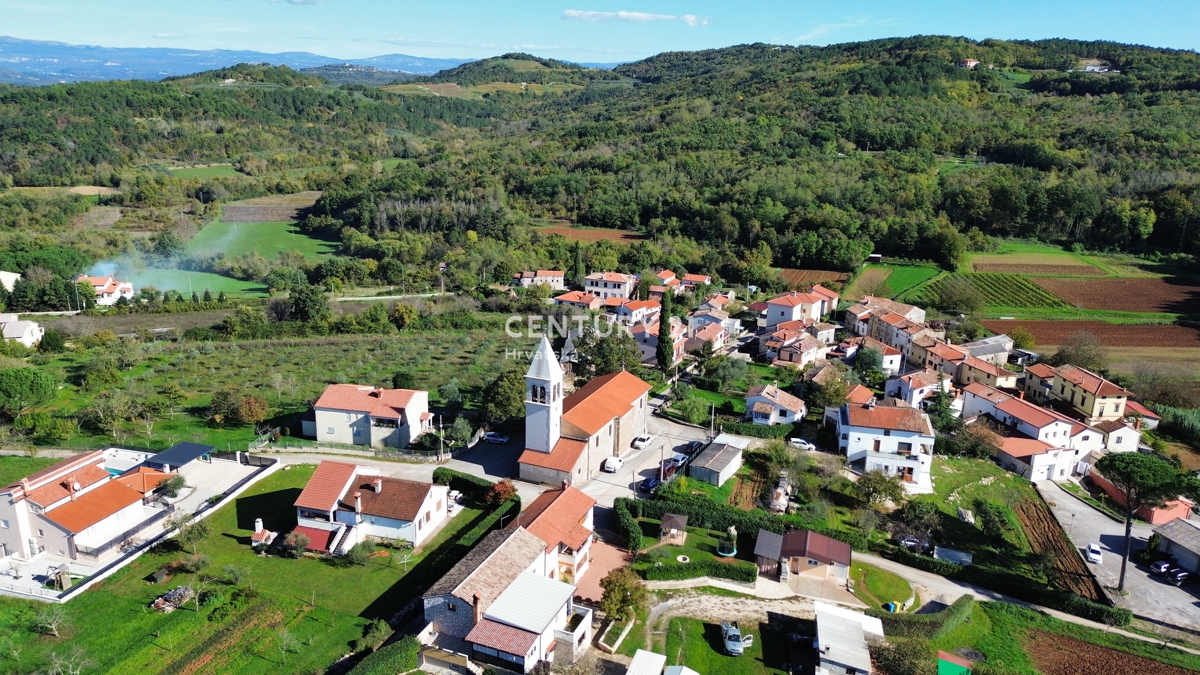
202 288 213 302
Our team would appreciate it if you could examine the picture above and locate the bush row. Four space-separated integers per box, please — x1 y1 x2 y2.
432 467 494 501
458 498 521 550
641 559 757 583
717 421 796 439
349 635 421 675
867 593 974 638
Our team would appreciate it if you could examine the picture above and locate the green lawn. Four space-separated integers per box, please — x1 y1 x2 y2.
169 164 242 179
850 562 912 609
0 456 57 485
664 618 785 675
883 266 941 297
187 220 338 260
632 519 758 571
130 268 269 297
693 389 746 414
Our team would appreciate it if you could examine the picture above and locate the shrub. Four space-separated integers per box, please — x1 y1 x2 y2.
640 560 757 583
162 475 186 498
353 619 393 653
868 594 974 638
718 421 796 438
345 540 377 566
432 467 494 503
348 635 421 675
177 553 210 573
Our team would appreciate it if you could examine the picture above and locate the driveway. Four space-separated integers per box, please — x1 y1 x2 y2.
1037 481 1200 632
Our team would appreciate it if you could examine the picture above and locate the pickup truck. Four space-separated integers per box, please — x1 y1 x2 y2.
722 620 753 656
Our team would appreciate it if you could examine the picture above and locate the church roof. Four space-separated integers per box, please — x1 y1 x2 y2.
526 337 562 381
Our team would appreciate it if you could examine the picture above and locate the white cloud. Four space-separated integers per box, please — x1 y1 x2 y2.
794 16 897 42
561 9 707 26
152 33 178 39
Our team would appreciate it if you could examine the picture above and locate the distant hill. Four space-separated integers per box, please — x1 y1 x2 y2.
417 53 622 87
0 35 471 84
300 64 414 86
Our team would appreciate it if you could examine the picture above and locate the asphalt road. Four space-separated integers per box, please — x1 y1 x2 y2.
1037 481 1200 632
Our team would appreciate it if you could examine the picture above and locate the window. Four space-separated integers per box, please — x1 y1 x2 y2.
346 413 353 421
38 529 44 537
1098 406 1105 416
326 427 335 435
884 429 891 436
475 646 498 657
807 559 820 566
1115 437 1123 444
898 442 912 453
437 500 443 511
1082 435 1090 441
448 603 457 612
0 519 8 529
841 433 848 440
353 427 362 436
780 410 789 418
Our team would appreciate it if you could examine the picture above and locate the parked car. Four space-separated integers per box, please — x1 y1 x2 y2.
1168 569 1192 586
632 435 654 450
721 620 753 656
602 456 624 473
638 477 661 493
1085 543 1102 564
482 432 509 444
1150 560 1175 575
788 438 815 451
659 460 679 480
684 440 704 457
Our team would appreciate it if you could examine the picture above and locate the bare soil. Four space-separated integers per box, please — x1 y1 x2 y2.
1026 630 1196 675
981 320 1200 347
844 268 891 300
974 263 1104 275
777 269 850 288
1032 277 1200 313
1015 501 1107 602
220 191 322 222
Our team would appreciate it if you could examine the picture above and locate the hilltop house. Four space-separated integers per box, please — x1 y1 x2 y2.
0 313 44 348
553 291 602 311
293 461 449 552
519 338 652 484
305 384 432 449
513 270 566 290
746 384 807 426
584 272 636 300
76 274 134 306
835 400 935 494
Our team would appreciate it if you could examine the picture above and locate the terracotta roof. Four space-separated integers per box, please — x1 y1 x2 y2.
1026 363 1058 379
554 291 599 305
848 336 899 357
586 272 635 283
749 302 769 312
1094 419 1132 434
694 308 730 320
746 384 806 414
779 529 852 566
706 295 731 307
844 403 933 435
448 527 548 611
1125 401 1160 419
604 296 625 308
562 371 651 436
619 300 660 313
116 466 172 494
44 480 144 534
995 397 1059 429
2 451 106 495
810 285 839 301
293 525 338 553
337 475 437 522
681 273 710 283
964 356 1010 379
928 341 969 362
751 401 774 413
846 304 870 318
901 369 946 389
294 461 358 512
519 437 588 473
768 291 819 307
1055 364 1132 397
536 270 563 277
694 322 725 341
845 385 875 405
25 462 110 507
655 270 676 281
878 311 908 326
999 437 1053 459
466 619 539 656
518 486 595 552
805 361 840 385
314 384 420 418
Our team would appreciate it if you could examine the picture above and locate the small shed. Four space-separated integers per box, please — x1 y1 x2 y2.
933 547 973 566
660 513 688 546
625 650 667 675
146 442 215 472
689 443 743 487
1155 518 1200 574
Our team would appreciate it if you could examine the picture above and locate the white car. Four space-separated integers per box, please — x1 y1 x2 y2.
1085 543 1102 564
602 456 624 473
631 435 654 450
789 438 815 451
482 432 510 444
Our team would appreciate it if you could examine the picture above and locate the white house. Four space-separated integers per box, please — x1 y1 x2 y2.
679 273 712 291
836 400 935 494
513 270 566 290
814 601 884 675
765 291 824 327
773 333 827 370
995 437 1079 482
584 272 636 300
613 299 660 325
1094 420 1141 452
689 308 739 336
308 384 432 449
845 336 902 376
884 369 952 408
686 321 728 354
293 461 449 551
746 384 806 425
962 383 1102 455
76 274 134 306
0 313 44 348
0 270 19 292
516 485 596 582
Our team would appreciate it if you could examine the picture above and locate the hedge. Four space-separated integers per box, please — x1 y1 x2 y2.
458 498 521 550
641 559 758 583
717 421 796 439
432 467 494 502
349 635 421 675
867 594 974 638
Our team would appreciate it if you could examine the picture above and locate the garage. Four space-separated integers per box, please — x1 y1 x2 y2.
1153 518 1200 574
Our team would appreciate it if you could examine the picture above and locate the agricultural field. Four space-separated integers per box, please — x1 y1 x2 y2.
129 268 268 298
882 265 941 297
220 191 322 222
535 225 646 243
1014 500 1106 602
472 81 583 95
980 320 1200 347
968 240 1099 270
928 273 1069 309
187 220 337 260
168 164 241 179
975 263 1105 275
382 82 480 99
776 268 850 288
843 267 890 301
1032 277 1200 315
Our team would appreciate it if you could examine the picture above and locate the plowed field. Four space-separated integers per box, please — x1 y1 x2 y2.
1032 277 1200 313
537 226 645 242
974 263 1104 275
777 268 850 287
1015 500 1107 602
844 268 890 300
1027 631 1196 675
981 320 1200 347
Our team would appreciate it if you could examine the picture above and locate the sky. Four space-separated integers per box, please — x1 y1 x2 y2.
1 0 1198 63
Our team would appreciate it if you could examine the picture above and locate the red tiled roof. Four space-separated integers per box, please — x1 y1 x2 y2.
466 619 539 656
655 270 676 281
295 461 358 512
964 356 1010 379
809 285 838 301
749 302 769 312
25 462 110 507
928 341 969 362
44 480 144 534
337 475 437 522
554 291 599 305
518 486 595 552
844 403 933 435
314 384 419 418
587 272 634 283
1055 364 1132 397
694 322 725 341
767 291 818 307
901 369 946 388
1125 401 1160 420
536 270 563 277
995 397 1059 429
681 273 710 283
746 384 806 414
1094 419 1131 434
2 451 106 495
1026 363 1058 379
603 296 626 308
780 529 852 566
293 525 339 553
562 371 651 436
851 336 900 357
116 466 172 494
620 300 660 313
999 437 1052 459
519 437 588 473
846 385 875 405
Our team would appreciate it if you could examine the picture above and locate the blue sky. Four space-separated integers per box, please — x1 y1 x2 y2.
2 0 1198 62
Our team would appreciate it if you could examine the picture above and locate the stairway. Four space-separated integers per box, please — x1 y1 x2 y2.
333 525 354 556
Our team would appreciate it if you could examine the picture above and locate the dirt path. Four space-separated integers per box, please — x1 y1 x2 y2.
641 592 814 653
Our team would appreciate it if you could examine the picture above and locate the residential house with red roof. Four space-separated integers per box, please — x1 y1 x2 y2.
958 355 1018 390
513 270 566 290
773 333 827 370
679 273 712 290
612 299 660 325
511 485 596 582
76 274 134 306
843 336 903 376
518 338 652 485
631 316 687 367
884 369 955 411
995 436 1081 482
698 291 734 312
835 400 935 493
686 321 728 354
0 451 174 562
845 296 926 337
307 384 431 449
1022 362 1059 404
1048 364 1132 424
765 290 827 328
1124 400 1160 430
293 460 449 551
650 270 682 297
552 291 602 311
745 384 807 426
584 272 636 300
753 528 852 581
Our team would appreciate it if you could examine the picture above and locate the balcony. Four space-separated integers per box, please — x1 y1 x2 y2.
555 606 593 655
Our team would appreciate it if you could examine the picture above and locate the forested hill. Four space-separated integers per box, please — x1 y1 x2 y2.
415 53 622 87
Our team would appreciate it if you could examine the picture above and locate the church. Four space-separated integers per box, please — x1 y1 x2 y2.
518 337 652 485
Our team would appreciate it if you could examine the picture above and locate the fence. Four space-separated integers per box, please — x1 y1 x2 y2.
75 504 175 559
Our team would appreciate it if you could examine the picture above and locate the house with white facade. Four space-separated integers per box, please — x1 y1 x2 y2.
679 273 712 291
613 299 660 325
76 274 134 306
746 384 807 425
995 437 1080 482
764 289 835 328
514 485 596 583
962 383 1102 454
553 291 603 310
773 333 827 370
689 308 740 336
844 336 902 376
884 369 952 408
0 313 44 348
1094 419 1141 452
513 270 566 290
584 272 636 300
835 400 935 494
293 461 449 552
306 384 431 449
686 321 728 354
814 601 884 675
0 270 19 292
518 338 652 484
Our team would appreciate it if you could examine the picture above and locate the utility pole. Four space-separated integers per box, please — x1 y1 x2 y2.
660 444 665 481
437 415 443 462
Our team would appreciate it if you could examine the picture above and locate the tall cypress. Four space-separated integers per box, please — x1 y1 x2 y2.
656 290 674 372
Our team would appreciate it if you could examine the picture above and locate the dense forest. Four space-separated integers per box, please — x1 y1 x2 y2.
3 37 1200 292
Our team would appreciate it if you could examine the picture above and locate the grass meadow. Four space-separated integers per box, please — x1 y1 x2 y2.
168 164 242 179
129 269 268 298
187 220 337 261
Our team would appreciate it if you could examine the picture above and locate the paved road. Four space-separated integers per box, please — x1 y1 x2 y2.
576 413 713 509
1037 481 1200 633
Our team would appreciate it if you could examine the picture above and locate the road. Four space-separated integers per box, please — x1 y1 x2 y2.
1036 480 1200 632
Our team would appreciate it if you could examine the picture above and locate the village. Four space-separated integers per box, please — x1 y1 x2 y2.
3 262 1199 675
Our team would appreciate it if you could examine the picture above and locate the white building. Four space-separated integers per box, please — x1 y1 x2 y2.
995 437 1079 482
962 383 1102 455
814 601 884 675
884 369 952 408
306 384 432 449
0 313 44 348
745 384 806 425
513 270 566 290
1094 420 1141 452
835 401 935 494
76 274 134 306
0 270 18 292
584 272 636 300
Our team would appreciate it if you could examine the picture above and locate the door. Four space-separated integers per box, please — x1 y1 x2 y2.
873 439 881 452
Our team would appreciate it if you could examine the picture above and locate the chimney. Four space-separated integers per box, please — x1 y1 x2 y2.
374 478 383 493
254 518 264 534
473 593 483 624
1135 417 1142 431
867 399 875 410
561 479 570 490
354 491 362 513
1018 391 1025 400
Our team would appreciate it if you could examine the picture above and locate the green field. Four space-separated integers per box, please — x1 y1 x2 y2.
187 220 337 260
882 266 941 296
0 465 488 675
130 268 269 297
0 456 57 486
168 164 242 179
850 562 913 609
926 273 1069 309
